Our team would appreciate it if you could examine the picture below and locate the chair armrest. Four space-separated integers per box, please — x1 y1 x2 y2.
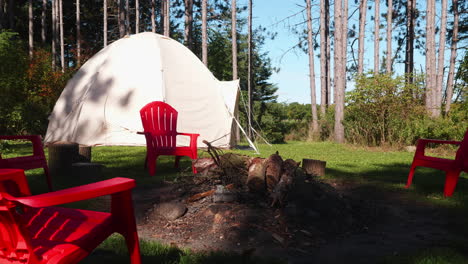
415 139 462 157
0 135 45 157
177 133 199 147
0 169 32 196
5 177 136 208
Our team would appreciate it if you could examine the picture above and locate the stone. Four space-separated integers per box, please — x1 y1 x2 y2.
154 202 187 221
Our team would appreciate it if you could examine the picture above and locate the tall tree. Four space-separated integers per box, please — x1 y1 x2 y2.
119 0 125 37
426 0 437 117
104 0 107 47
76 0 81 65
28 0 33 58
0 0 3 30
357 0 367 75
386 0 392 73
135 0 139 33
126 0 129 34
306 0 319 136
184 0 193 49
435 0 447 111
247 0 253 140
8 0 13 29
41 0 46 43
231 0 237 80
445 0 459 114
59 0 64 71
151 0 155 33
164 0 170 36
405 0 415 82
52 0 56 69
320 0 330 114
334 0 345 143
202 0 208 65
326 0 331 106
374 0 380 73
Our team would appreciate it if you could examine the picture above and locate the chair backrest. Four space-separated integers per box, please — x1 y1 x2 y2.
455 129 468 172
0 194 37 263
140 101 179 149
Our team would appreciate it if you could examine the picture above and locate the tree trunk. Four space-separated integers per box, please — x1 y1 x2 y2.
28 0 33 58
76 0 81 65
151 0 155 33
326 0 331 106
125 0 129 35
436 0 447 113
306 0 319 137
320 0 329 115
342 0 348 91
425 0 437 117
386 0 392 73
374 0 380 73
52 0 56 69
0 0 3 30
184 0 193 50
135 0 139 33
334 0 345 143
8 0 13 29
160 0 164 35
164 0 170 36
41 0 46 43
247 0 253 140
357 0 367 75
59 0 64 72
202 0 208 65
445 0 459 114
232 0 240 143
118 0 125 37
104 0 107 47
405 0 415 83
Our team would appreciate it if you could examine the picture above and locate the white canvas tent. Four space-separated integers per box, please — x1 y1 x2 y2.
45 32 247 149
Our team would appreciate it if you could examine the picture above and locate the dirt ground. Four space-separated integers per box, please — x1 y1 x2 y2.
132 172 467 264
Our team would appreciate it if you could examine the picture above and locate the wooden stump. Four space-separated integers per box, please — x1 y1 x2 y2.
265 153 283 193
76 145 92 162
72 162 103 182
48 141 79 178
302 158 326 176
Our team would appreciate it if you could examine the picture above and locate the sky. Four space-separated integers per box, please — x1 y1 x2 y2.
245 0 452 105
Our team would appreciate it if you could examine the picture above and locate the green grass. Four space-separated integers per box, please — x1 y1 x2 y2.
2 140 468 263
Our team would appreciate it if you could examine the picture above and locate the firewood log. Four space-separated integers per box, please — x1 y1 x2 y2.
270 159 299 207
265 153 283 193
302 158 326 176
246 157 266 192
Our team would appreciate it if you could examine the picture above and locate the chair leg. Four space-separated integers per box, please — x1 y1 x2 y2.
147 155 157 176
443 170 461 197
175 156 181 168
406 164 417 188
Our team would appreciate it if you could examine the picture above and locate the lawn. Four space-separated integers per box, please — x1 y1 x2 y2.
2 140 467 263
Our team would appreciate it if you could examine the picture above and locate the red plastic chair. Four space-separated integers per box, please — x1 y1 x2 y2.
138 101 199 175
0 135 52 191
406 130 468 197
0 168 141 264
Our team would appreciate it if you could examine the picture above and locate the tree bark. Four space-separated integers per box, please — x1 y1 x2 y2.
425 0 437 117
59 0 64 72
41 0 46 43
405 0 415 83
184 0 193 49
28 0 33 58
246 157 266 193
135 0 139 33
265 153 283 193
386 0 392 73
445 0 459 114
0 0 3 30
125 0 129 35
435 0 447 114
76 0 81 65
342 0 348 91
326 0 331 106
357 0 367 75
374 0 380 73
320 0 329 115
306 0 319 137
334 0 345 143
270 159 298 207
104 0 107 47
118 0 125 37
202 0 208 64
151 0 155 33
247 0 253 140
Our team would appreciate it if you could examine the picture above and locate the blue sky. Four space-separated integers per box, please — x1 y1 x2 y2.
245 0 452 104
